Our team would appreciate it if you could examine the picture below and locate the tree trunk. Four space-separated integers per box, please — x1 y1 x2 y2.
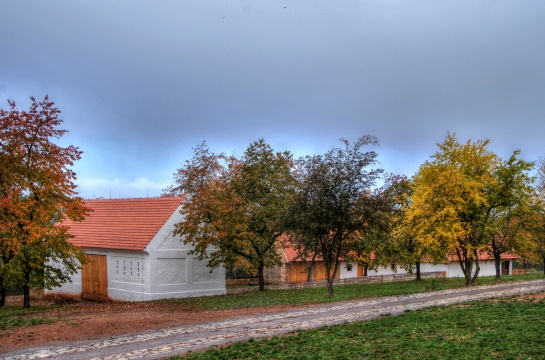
257 263 265 291
491 238 501 280
0 276 5 307
458 248 472 286
463 259 473 285
543 257 545 276
415 261 421 281
325 264 334 297
22 265 32 308
494 253 502 280
23 285 31 308
324 260 337 298
306 256 316 282
471 256 480 285
326 279 334 297
364 264 368 276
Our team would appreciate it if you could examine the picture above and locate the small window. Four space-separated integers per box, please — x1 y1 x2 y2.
346 263 353 271
391 263 396 271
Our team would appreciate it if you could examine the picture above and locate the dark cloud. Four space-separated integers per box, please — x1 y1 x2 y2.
2 0 545 198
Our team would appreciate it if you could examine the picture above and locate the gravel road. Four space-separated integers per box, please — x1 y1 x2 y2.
3 279 545 360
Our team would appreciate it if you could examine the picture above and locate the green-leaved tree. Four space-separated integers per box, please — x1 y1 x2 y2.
167 139 295 290
285 136 383 297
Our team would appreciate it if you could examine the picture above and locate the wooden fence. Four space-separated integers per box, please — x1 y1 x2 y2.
227 271 446 294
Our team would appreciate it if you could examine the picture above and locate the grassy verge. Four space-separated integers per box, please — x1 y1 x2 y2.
0 272 542 331
158 272 544 310
172 296 545 359
0 306 53 330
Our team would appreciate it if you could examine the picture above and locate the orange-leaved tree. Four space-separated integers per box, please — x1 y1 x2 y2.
0 96 88 307
166 139 295 290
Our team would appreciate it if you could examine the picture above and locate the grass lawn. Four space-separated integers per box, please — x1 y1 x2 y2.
0 306 52 330
157 272 544 310
0 272 543 332
172 296 545 360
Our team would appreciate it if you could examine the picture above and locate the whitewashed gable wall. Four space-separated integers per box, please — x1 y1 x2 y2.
146 205 225 300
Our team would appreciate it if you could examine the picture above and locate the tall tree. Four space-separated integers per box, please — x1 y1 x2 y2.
286 136 383 297
407 133 497 285
374 175 428 280
407 133 534 285
0 96 88 307
484 152 534 279
533 156 545 274
350 175 412 278
168 139 294 290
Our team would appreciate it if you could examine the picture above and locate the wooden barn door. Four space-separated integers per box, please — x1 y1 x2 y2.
357 265 364 277
289 263 309 283
316 262 340 281
502 261 510 275
82 255 108 301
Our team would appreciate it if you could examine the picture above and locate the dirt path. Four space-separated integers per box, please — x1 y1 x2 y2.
3 279 545 360
0 297 296 353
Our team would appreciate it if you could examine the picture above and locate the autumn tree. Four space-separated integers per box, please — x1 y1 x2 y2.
348 175 410 278
532 156 545 274
370 175 431 280
407 133 534 285
0 96 88 307
285 136 383 297
484 152 534 279
167 139 294 290
407 133 495 285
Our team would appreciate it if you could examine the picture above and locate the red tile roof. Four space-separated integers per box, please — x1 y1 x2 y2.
279 236 343 262
280 240 518 264
447 252 518 262
283 245 302 262
278 235 310 262
63 197 185 251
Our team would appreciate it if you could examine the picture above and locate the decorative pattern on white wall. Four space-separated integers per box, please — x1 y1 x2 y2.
157 258 187 285
157 233 190 250
193 259 220 283
112 257 143 284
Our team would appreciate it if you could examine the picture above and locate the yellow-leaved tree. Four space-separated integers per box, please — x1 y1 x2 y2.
406 133 534 285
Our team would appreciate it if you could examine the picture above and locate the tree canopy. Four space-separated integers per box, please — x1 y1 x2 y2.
0 96 88 307
285 136 383 297
167 139 294 290
531 156 545 274
406 133 534 285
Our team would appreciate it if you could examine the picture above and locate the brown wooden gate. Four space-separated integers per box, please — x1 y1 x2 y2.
289 262 309 283
316 262 340 281
82 255 108 301
357 265 364 277
502 261 510 275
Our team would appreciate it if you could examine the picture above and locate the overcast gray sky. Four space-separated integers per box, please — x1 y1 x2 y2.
2 1 544 198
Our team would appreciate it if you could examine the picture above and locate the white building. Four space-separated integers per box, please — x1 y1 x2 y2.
49 197 226 301
266 244 517 284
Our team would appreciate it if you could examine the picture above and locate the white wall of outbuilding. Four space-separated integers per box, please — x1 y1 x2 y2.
48 205 225 301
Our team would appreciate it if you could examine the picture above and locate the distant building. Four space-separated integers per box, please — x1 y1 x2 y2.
265 242 517 285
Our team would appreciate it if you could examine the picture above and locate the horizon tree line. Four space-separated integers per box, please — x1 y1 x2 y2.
3 95 545 306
